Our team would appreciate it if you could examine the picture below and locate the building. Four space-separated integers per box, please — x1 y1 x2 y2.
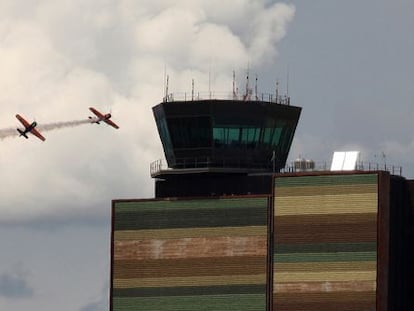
110 94 414 310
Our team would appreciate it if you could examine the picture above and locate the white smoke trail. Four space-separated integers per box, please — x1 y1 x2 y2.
0 128 18 139
0 118 97 140
37 119 95 132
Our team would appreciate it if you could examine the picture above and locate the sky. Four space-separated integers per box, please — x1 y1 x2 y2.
0 1 413 310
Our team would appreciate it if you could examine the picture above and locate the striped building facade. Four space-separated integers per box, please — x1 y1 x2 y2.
111 196 270 311
272 172 388 311
111 171 414 310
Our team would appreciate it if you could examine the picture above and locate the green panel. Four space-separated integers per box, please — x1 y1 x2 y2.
115 198 268 212
275 173 378 188
275 242 377 254
275 251 377 263
114 206 267 230
113 284 266 297
114 198 269 230
113 294 266 311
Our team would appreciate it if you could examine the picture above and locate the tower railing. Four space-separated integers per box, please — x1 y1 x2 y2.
150 157 282 176
163 92 290 105
151 159 403 177
281 160 403 176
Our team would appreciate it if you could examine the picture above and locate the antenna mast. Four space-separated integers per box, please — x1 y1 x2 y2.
192 79 194 101
165 75 169 102
276 80 279 104
163 65 167 102
232 70 237 99
244 68 250 101
286 67 290 97
255 75 258 100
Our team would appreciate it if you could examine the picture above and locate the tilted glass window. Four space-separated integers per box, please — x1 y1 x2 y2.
213 124 287 150
168 116 211 148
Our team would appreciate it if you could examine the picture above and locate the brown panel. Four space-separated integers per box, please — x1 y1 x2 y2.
274 223 377 244
274 291 376 311
114 235 267 260
274 214 377 244
275 213 377 226
113 256 267 278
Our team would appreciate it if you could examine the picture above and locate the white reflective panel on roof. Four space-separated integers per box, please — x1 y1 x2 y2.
330 151 360 171
330 151 346 171
342 151 360 170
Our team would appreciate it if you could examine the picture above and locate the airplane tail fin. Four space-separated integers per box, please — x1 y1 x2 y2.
17 129 28 139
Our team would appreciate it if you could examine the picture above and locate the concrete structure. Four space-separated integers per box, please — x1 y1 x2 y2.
110 95 414 310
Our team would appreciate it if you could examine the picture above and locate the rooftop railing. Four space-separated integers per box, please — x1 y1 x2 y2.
162 92 291 105
151 158 403 177
150 157 281 176
281 161 403 176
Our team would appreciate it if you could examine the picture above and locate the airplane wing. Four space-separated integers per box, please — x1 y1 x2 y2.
103 119 119 129
16 114 31 128
89 107 104 118
30 128 46 141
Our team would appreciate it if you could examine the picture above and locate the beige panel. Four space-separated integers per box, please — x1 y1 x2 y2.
274 280 376 293
275 193 378 216
274 270 377 283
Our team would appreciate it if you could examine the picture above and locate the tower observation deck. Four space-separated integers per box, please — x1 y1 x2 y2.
151 93 301 197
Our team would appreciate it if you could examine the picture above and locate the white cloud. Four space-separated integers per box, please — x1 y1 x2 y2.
0 0 294 310
0 0 295 224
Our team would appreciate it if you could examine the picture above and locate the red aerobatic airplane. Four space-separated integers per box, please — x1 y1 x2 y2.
15 114 46 141
88 107 119 129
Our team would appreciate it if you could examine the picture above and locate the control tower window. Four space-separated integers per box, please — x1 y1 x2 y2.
168 116 211 148
213 125 286 149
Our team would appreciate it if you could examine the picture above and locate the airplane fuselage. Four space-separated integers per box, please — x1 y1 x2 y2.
17 121 37 138
88 107 119 129
89 114 111 124
15 114 46 141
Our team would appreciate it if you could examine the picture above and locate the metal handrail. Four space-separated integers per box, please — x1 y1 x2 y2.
281 161 403 176
151 158 403 177
162 92 290 105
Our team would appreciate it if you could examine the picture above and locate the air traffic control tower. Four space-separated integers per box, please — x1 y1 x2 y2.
151 94 301 197
111 89 414 311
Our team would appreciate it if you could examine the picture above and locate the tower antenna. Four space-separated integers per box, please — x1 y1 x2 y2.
286 66 290 97
244 66 250 101
192 79 194 101
276 79 279 104
163 64 167 102
165 75 169 102
208 59 212 99
232 70 237 99
255 74 258 100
